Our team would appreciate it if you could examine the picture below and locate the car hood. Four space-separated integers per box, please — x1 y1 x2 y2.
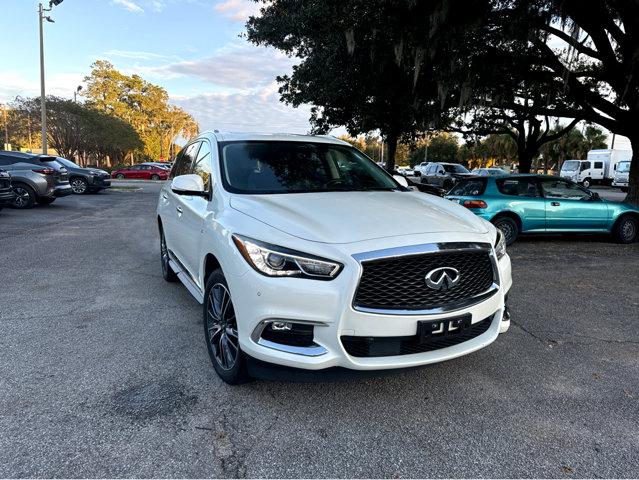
229 191 489 244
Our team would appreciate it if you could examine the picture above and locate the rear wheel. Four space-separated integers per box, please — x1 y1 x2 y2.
70 177 89 194
151 174 160 181
492 215 519 245
203 270 250 385
160 228 178 282
612 215 638 244
116 173 125 179
12 184 36 209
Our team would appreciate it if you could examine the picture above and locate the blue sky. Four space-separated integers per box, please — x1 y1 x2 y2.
1 0 318 134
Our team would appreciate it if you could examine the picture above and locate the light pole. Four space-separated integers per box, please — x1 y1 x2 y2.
73 85 82 102
38 0 63 154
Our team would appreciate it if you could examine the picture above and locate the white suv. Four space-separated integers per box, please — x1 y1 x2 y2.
157 132 512 384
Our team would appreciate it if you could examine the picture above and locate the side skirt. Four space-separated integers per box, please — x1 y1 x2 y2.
168 253 204 304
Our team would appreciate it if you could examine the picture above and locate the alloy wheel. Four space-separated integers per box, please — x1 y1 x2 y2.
621 218 637 242
497 220 516 245
71 178 87 194
13 187 30 208
160 232 169 275
206 283 239 371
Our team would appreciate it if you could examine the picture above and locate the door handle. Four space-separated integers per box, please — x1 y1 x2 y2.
176 206 183 214
551 201 560 207
162 193 168 200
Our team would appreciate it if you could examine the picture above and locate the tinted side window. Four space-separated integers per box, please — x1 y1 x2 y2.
594 161 603 169
171 142 200 178
541 180 590 200
192 141 212 191
448 179 486 196
0 156 14 166
496 178 541 197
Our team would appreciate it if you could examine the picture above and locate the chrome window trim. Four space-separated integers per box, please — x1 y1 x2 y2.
351 242 500 316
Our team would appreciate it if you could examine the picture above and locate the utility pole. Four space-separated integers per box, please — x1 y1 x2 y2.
38 1 64 154
73 85 82 102
3 105 8 149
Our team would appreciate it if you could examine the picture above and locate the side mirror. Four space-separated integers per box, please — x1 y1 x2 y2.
171 174 208 197
393 174 409 188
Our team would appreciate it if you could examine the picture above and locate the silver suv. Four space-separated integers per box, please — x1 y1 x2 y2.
0 151 73 208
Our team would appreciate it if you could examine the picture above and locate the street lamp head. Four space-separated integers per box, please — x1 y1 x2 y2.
76 85 83 92
45 16 55 23
49 0 64 6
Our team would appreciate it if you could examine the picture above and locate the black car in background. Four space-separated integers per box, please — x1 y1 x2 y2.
0 169 17 211
55 157 111 194
0 151 72 208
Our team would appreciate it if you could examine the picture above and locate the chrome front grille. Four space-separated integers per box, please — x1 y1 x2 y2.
353 243 498 314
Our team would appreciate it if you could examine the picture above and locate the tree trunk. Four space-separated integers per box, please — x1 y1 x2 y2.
624 135 639 206
384 133 398 172
517 146 533 173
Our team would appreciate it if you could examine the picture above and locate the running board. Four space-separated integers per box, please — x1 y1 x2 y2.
168 257 204 304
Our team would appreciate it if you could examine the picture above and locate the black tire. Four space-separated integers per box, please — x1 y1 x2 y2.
492 215 519 245
612 215 638 244
151 174 160 181
581 178 592 188
159 228 178 282
70 177 89 194
12 184 36 209
116 173 125 179
203 270 250 385
37 197 56 206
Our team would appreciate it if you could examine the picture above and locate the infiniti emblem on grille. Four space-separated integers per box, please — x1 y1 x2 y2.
425 267 460 292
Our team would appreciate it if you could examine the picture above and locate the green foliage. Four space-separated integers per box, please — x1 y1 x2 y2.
83 60 199 160
10 96 142 166
247 0 487 169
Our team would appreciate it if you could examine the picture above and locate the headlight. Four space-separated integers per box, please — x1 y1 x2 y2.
232 235 343 280
494 229 507 260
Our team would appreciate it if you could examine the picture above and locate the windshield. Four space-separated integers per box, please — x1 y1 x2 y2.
56 157 80 169
443 164 469 174
219 141 400 194
562 160 580 171
617 161 630 173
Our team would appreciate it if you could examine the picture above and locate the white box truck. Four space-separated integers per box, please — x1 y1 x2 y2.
560 149 632 187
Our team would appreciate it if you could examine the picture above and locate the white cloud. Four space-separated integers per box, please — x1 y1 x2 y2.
172 83 313 133
112 0 144 13
0 72 85 103
104 49 175 61
147 43 294 90
214 0 261 21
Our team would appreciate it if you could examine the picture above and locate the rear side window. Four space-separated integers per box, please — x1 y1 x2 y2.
448 179 486 196
594 161 603 169
496 178 541 197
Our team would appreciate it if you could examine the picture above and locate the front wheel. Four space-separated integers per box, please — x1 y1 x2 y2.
612 215 638 244
492 215 519 245
203 270 250 385
151 174 160 181
581 178 591 188
12 184 36 209
116 173 125 179
70 177 89 194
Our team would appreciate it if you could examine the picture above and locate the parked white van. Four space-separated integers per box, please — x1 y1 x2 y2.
612 160 631 192
560 149 632 187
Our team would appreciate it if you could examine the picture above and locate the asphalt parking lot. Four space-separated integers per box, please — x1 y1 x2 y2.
1 183 638 478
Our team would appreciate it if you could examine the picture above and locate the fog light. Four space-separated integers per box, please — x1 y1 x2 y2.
270 321 292 331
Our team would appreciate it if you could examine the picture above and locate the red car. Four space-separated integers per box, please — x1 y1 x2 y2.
111 164 170 180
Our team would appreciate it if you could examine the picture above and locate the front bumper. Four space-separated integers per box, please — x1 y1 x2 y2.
227 248 512 371
612 180 628 188
0 189 17 206
51 185 73 198
89 176 112 188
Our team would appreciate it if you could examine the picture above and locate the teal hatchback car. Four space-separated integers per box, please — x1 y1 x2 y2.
445 174 639 245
